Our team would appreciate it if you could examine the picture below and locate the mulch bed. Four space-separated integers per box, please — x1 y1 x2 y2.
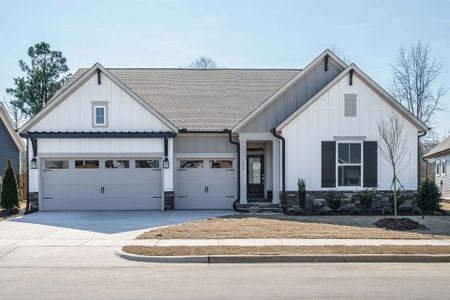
374 218 426 231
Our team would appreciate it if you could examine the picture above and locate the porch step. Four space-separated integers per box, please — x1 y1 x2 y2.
236 202 281 213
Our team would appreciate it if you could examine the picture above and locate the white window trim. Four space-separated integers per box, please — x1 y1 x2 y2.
336 141 363 189
92 102 108 127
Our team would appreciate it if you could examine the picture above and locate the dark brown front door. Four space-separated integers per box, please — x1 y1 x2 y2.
247 155 264 199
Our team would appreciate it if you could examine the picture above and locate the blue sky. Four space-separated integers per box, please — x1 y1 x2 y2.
1 0 449 138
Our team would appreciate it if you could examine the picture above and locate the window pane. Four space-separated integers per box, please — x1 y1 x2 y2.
95 107 105 125
105 160 129 169
349 144 361 163
248 157 261 184
75 160 99 169
135 160 160 168
338 166 361 186
45 160 69 169
209 160 233 169
338 144 349 164
179 160 203 168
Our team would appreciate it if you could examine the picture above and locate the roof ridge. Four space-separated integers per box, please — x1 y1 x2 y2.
75 67 302 71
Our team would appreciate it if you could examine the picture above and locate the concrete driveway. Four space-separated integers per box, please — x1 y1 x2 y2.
0 210 234 267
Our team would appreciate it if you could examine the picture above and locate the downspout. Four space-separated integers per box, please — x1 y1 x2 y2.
418 130 428 187
271 128 286 212
227 130 241 211
25 138 30 212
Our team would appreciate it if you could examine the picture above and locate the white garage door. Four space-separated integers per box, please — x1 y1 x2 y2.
41 158 162 210
176 158 237 209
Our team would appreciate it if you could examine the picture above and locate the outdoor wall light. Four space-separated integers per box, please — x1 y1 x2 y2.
163 157 170 169
30 157 38 169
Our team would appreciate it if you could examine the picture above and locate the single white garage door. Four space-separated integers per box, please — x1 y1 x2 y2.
176 158 237 209
41 158 162 210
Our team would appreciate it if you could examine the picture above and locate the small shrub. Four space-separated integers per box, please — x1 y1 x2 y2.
1 160 19 213
386 193 404 214
297 178 306 209
417 179 441 211
359 189 375 209
325 190 341 211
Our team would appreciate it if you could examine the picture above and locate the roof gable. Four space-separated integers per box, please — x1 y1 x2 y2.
424 135 450 158
276 64 428 132
0 103 25 151
19 64 179 133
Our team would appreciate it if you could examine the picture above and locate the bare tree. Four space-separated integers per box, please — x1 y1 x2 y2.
390 41 447 126
330 45 351 64
378 114 409 220
2 98 24 129
186 56 218 69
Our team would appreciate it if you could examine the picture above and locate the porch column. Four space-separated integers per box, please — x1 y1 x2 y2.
239 139 247 204
272 138 280 204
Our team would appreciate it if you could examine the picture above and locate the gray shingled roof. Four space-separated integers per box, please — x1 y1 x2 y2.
424 135 450 158
64 68 300 131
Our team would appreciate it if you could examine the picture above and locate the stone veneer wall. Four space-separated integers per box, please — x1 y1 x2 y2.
164 191 174 210
285 190 417 213
28 192 39 212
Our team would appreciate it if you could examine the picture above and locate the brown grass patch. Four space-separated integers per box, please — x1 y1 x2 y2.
137 216 446 240
123 245 450 256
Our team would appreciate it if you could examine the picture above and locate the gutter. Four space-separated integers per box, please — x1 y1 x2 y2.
271 128 286 212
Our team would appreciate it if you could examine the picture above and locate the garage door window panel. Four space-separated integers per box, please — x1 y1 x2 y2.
75 160 100 169
209 160 233 169
105 160 129 169
180 160 204 169
135 160 160 169
44 160 69 170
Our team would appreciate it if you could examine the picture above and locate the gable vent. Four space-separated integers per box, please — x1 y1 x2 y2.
344 94 357 117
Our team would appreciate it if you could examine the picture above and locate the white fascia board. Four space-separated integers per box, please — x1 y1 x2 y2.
0 103 25 151
276 64 429 133
231 49 348 133
19 63 178 134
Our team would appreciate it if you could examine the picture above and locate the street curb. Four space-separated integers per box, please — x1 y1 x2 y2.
117 250 450 264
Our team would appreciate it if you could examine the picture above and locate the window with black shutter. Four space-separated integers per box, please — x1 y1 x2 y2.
363 141 378 187
321 141 336 187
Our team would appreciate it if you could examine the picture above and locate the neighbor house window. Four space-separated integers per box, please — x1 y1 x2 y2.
337 142 362 186
44 160 69 169
209 160 233 169
75 160 99 169
92 102 108 127
344 94 357 117
179 160 204 169
443 159 447 176
436 160 441 176
105 160 129 169
135 160 160 169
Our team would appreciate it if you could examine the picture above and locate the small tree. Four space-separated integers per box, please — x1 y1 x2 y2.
378 114 409 220
297 178 306 209
1 161 19 213
417 179 441 211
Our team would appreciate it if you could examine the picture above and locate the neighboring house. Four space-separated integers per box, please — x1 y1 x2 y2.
18 50 427 212
0 102 24 180
424 136 450 200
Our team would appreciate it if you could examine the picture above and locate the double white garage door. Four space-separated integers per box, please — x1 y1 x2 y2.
41 158 162 210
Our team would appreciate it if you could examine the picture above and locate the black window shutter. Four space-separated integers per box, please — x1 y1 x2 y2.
321 141 336 188
363 141 378 187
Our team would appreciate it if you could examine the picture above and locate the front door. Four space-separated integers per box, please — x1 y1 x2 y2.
247 155 264 199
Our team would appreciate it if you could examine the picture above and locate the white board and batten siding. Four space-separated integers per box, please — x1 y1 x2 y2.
28 72 173 195
281 73 419 191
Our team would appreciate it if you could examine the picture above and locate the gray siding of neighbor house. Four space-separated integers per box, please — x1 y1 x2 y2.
0 119 20 178
240 58 344 133
436 153 450 199
174 135 237 154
